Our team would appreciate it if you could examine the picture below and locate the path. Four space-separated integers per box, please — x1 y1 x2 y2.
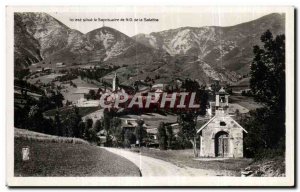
103 147 232 176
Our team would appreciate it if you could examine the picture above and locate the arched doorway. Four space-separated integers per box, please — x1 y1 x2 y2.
215 131 229 157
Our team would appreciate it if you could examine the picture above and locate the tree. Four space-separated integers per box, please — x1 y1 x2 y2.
93 119 103 132
244 30 286 158
83 118 99 142
225 84 233 95
105 134 113 147
181 79 208 115
211 80 221 94
72 107 83 138
134 119 147 147
51 92 64 108
110 117 123 146
157 122 168 150
86 128 99 143
28 105 44 132
166 125 174 149
197 85 208 116
56 107 81 137
86 118 93 129
88 89 96 100
84 118 93 139
14 102 31 129
54 110 62 136
181 79 200 92
178 112 198 157
124 129 135 148
43 118 55 135
250 30 285 111
77 121 86 138
103 109 114 131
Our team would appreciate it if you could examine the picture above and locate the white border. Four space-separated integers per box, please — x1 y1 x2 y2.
6 6 295 187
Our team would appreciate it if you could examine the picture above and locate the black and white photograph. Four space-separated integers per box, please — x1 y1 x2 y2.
5 6 295 187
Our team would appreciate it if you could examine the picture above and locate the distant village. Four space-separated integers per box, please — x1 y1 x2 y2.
15 62 253 158
12 12 287 178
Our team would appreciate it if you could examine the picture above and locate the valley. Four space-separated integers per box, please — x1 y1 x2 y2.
15 12 285 86
11 10 287 180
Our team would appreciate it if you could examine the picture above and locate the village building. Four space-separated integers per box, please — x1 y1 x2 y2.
56 62 65 68
120 118 139 132
76 98 101 107
82 108 103 122
73 87 101 106
152 83 164 90
197 88 247 158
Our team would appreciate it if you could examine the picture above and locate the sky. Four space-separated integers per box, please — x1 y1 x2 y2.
47 7 278 37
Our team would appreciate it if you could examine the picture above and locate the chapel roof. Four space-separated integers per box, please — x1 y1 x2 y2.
196 115 248 134
216 87 229 95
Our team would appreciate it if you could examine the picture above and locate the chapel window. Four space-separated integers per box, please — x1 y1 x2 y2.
220 121 226 126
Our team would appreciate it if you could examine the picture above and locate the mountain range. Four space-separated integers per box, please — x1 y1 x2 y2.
14 12 285 84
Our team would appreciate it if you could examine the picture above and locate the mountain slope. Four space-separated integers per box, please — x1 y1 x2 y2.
133 13 285 74
14 12 285 85
14 13 43 68
15 12 74 59
14 12 154 67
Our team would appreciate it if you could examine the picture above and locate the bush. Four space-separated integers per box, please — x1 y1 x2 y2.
243 108 285 159
104 134 113 147
170 137 193 150
124 129 136 148
157 122 167 150
252 148 285 160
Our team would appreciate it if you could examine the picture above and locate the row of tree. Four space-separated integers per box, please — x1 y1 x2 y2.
101 110 147 147
243 30 286 159
157 122 174 150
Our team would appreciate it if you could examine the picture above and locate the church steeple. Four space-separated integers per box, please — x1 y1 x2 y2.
112 73 119 92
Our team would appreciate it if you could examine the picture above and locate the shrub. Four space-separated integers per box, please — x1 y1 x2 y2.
157 122 167 150
252 148 285 160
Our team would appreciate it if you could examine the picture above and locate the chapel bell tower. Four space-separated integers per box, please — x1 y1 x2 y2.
215 87 229 114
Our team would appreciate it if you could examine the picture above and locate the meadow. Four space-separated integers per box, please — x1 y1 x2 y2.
14 128 141 177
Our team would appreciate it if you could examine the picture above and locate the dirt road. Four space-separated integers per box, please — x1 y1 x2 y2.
104 147 234 176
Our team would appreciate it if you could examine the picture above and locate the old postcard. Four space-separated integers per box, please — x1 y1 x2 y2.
6 6 295 187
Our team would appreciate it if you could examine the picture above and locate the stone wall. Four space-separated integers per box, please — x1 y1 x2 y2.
199 116 244 158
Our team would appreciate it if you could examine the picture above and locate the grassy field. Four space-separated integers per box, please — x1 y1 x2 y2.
15 128 89 144
14 129 141 177
131 148 252 175
230 95 263 111
43 106 100 119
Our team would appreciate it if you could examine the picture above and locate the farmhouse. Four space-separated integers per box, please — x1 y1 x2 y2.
54 62 65 68
197 88 247 158
120 118 139 131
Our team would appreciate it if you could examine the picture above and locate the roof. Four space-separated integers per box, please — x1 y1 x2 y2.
196 115 248 134
196 116 216 134
120 118 138 128
216 87 229 95
152 84 164 89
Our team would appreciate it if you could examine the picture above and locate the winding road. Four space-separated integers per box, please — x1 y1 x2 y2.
104 147 232 176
